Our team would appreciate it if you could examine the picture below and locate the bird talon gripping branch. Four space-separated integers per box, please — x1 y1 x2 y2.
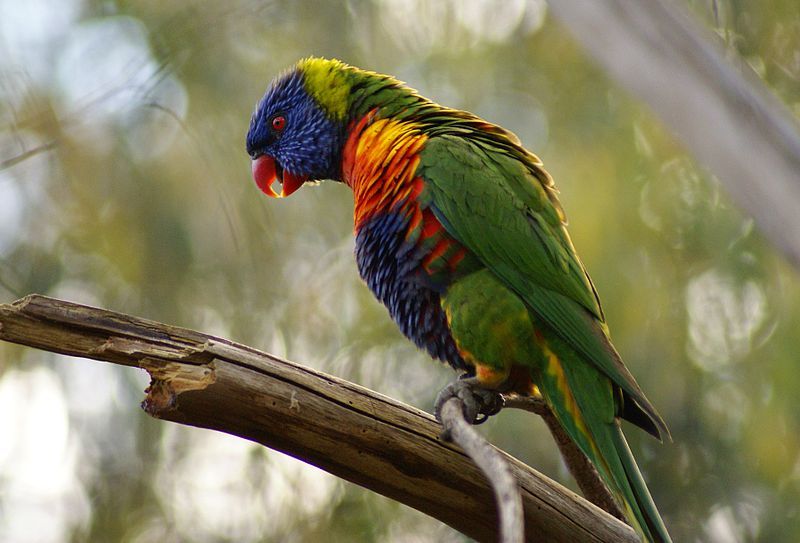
433 378 504 426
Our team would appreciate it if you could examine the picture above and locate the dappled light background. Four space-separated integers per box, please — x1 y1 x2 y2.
1 0 799 541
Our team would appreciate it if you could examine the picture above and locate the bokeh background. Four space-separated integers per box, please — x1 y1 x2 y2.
1 0 799 541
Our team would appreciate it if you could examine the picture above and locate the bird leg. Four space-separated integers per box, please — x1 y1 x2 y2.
434 376 505 427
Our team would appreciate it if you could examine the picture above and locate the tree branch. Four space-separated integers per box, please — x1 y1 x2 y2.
0 294 637 543
439 397 524 543
549 0 800 268
504 395 625 522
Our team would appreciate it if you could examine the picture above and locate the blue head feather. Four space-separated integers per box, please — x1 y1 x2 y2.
246 69 344 180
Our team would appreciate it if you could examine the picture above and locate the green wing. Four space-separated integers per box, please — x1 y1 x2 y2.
418 134 668 439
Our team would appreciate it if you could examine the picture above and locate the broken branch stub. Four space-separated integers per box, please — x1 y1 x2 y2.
140 358 217 415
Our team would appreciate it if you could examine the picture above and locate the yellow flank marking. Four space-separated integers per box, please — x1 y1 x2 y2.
443 302 453 325
475 364 509 389
541 342 590 437
539 341 627 506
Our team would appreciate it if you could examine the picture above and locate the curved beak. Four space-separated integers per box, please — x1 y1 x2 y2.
251 155 307 198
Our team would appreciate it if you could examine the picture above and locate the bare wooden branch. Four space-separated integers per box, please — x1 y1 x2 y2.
504 395 625 522
0 294 638 543
549 0 800 268
439 397 524 543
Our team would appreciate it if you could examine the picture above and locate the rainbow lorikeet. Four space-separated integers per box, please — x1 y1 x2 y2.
246 57 672 543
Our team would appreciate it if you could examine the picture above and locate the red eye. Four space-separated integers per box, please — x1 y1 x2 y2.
271 115 286 132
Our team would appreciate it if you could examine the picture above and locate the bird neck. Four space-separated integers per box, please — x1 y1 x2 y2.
341 110 427 232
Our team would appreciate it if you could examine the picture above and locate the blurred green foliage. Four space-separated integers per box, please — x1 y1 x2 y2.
0 1 798 541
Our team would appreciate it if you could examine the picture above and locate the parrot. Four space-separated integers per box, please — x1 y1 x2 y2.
245 57 672 543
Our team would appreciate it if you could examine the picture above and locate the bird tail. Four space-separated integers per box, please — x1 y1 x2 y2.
536 341 672 543
599 419 673 543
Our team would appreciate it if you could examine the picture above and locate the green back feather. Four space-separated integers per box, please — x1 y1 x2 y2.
417 134 669 441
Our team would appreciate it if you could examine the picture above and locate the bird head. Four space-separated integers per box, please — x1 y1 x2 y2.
245 58 349 198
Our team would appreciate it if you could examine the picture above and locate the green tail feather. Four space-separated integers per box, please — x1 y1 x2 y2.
551 396 672 542
538 335 672 543
607 425 672 543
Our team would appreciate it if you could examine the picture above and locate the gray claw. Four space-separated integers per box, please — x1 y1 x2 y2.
434 377 505 426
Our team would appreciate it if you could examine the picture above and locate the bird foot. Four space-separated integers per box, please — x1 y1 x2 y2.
434 376 504 427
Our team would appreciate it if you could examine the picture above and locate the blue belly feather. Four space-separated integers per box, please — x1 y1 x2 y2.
355 211 467 371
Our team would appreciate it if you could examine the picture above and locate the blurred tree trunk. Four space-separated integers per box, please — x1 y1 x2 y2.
550 0 800 267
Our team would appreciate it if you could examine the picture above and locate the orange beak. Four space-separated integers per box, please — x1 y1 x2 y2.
251 155 307 198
